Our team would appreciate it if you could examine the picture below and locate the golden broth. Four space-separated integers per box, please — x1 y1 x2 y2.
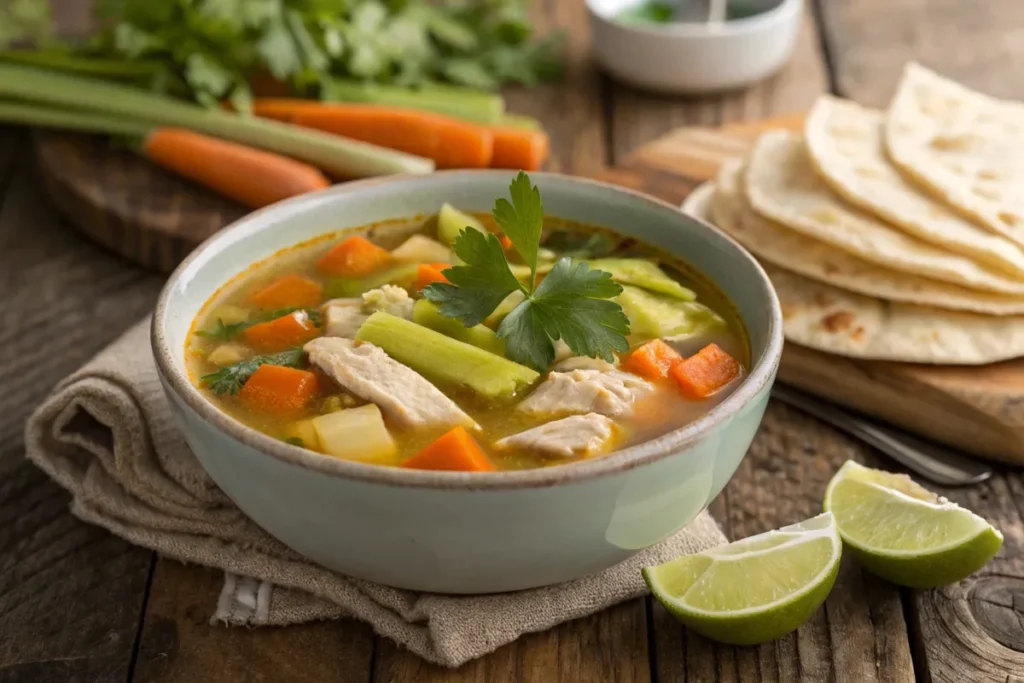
187 215 749 471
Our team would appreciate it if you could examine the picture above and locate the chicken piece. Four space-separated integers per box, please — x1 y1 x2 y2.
304 337 478 431
324 305 368 339
518 368 653 417
322 285 414 339
494 414 616 458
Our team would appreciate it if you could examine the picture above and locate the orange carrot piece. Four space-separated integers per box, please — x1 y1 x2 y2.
250 274 323 309
289 105 494 169
251 98 324 122
143 128 330 209
622 339 684 381
316 235 393 277
488 125 550 171
670 344 741 399
238 364 320 416
242 311 320 352
416 262 450 290
401 426 494 472
498 234 513 250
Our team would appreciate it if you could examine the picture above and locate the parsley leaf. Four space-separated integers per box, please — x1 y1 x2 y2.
201 347 307 395
493 171 544 283
422 173 630 370
498 258 628 368
422 228 522 327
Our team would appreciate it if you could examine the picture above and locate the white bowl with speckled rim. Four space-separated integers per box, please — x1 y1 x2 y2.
152 170 782 594
586 0 803 94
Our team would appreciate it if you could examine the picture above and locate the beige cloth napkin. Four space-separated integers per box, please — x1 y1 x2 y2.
24 318 726 667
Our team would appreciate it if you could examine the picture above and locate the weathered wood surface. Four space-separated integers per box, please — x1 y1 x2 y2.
1 1 1020 683
0 128 162 683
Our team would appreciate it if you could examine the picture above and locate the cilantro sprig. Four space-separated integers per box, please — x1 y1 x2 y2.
423 172 630 370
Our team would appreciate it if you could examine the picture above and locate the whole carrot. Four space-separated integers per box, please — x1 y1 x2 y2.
289 105 494 169
253 98 548 171
488 125 550 171
143 128 331 208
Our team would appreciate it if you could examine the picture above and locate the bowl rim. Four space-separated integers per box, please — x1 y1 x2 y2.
585 0 802 38
152 169 783 491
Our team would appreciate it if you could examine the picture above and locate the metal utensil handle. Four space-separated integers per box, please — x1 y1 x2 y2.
771 384 992 487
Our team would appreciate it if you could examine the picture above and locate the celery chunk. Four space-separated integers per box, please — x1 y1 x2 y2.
356 312 538 398
616 285 724 339
587 258 696 300
437 202 488 246
413 300 506 356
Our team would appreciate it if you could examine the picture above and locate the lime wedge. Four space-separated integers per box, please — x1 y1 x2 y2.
642 513 841 645
824 460 1002 588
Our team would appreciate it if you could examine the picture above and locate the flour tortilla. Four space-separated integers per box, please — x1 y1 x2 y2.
805 95 1024 278
709 161 1024 315
767 265 1024 364
885 62 1024 246
745 130 1024 295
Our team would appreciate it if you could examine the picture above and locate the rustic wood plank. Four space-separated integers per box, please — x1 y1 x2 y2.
0 132 161 683
131 562 376 683
816 6 1024 679
817 0 1024 106
607 5 828 165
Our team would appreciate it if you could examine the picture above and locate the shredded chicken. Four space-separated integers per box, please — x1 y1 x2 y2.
322 285 414 339
518 368 652 417
305 337 478 431
494 414 616 458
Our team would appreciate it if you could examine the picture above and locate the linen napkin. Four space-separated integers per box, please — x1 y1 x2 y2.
24 318 726 667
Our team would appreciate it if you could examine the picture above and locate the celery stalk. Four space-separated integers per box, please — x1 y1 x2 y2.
0 63 434 178
0 102 153 137
324 79 505 123
0 50 162 79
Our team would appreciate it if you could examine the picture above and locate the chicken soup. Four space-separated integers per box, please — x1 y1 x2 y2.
187 174 749 471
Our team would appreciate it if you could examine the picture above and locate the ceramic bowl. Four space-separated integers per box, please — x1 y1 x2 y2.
152 171 782 594
586 0 803 94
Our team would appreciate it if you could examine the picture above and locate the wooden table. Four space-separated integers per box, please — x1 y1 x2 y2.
2 1 1023 681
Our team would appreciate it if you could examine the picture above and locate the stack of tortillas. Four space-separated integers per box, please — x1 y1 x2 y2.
688 62 1024 364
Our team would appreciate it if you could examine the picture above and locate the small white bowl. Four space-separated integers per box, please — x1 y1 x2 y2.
586 0 803 94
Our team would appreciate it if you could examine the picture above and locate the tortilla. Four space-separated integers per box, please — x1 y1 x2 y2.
744 130 1024 295
709 161 1024 315
767 265 1024 364
805 94 1024 278
885 62 1024 246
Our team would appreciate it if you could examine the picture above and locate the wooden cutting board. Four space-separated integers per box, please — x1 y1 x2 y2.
32 117 1024 465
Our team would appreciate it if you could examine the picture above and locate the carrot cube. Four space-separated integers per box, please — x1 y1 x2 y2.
622 339 684 380
250 273 323 309
316 235 392 277
242 311 319 352
238 364 320 416
416 262 450 290
670 343 740 399
401 426 494 472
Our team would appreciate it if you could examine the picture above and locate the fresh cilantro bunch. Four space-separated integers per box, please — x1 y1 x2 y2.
83 0 563 109
423 172 631 371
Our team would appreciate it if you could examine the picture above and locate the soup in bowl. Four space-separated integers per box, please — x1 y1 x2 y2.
153 171 782 593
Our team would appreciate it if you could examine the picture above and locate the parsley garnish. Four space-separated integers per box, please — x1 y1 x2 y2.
197 307 322 341
200 347 307 395
423 172 630 370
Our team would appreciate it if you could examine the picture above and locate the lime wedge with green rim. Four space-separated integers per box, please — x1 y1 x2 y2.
642 512 841 645
824 460 1003 588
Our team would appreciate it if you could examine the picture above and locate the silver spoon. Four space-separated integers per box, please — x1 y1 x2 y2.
771 383 993 487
